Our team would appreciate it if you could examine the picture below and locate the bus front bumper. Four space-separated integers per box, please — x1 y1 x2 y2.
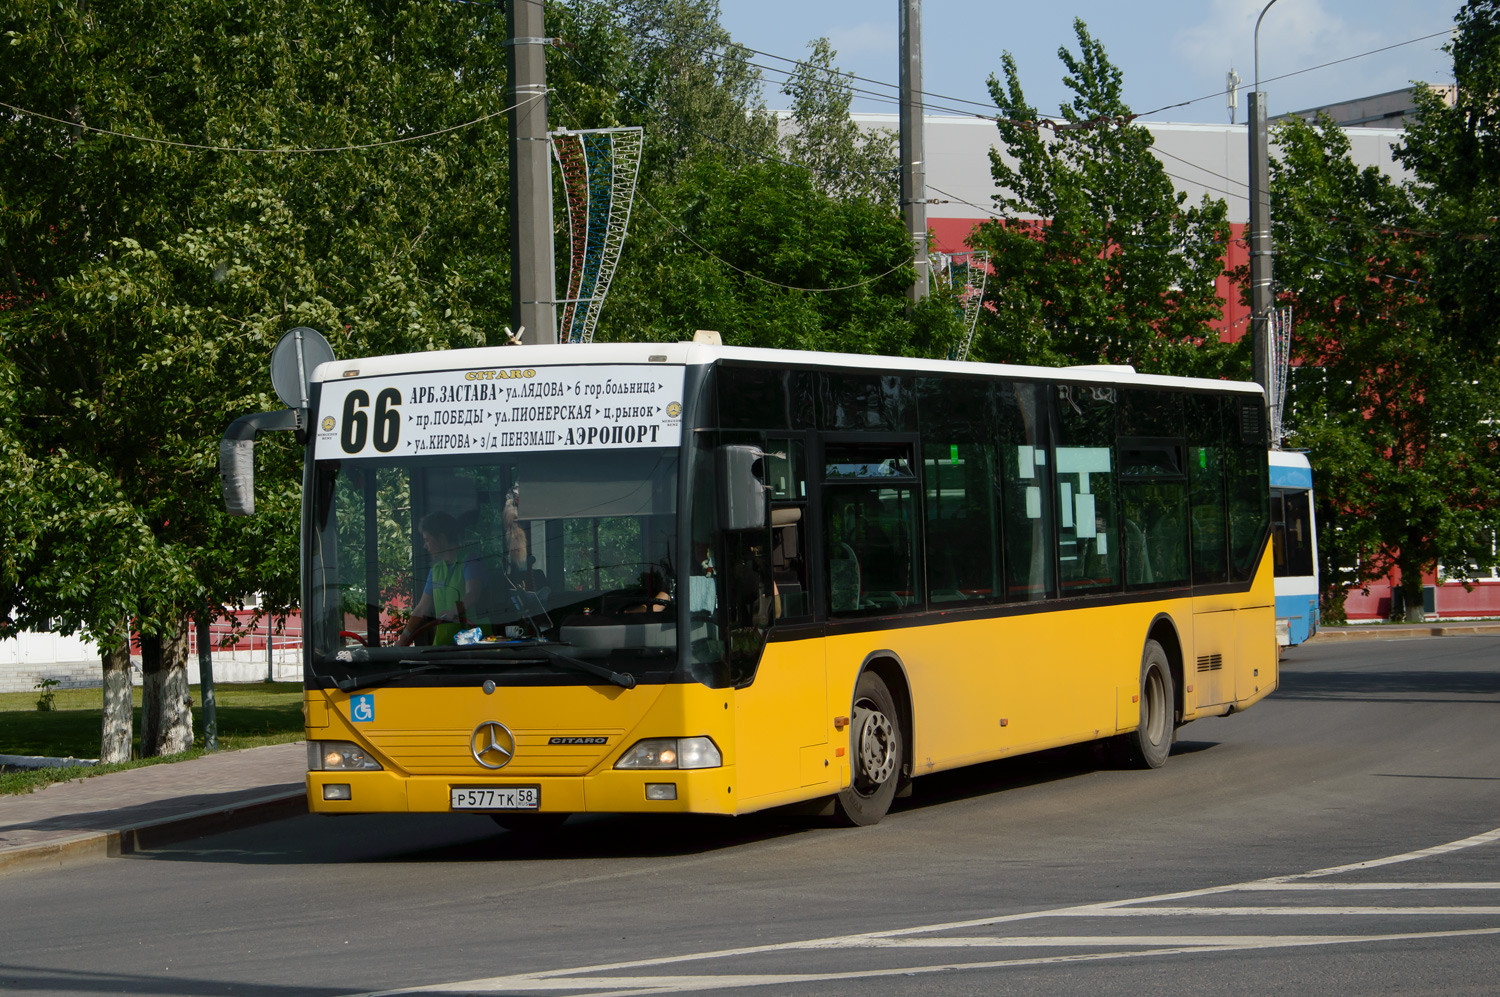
306 765 738 816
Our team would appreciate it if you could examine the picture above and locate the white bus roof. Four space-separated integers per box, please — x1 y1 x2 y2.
312 341 1265 396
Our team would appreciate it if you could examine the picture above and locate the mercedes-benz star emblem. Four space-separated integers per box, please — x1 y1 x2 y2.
471 721 516 770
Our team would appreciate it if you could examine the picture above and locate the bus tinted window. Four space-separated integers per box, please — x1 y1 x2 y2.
1120 439 1189 589
1185 393 1229 585
997 381 1055 601
820 373 916 432
823 443 920 616
717 366 815 430
1274 489 1316 578
918 378 1000 605
1119 389 1183 438
1055 384 1119 593
1228 407 1270 583
768 438 810 620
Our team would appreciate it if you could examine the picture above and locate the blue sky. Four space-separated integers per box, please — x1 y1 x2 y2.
717 1 1461 123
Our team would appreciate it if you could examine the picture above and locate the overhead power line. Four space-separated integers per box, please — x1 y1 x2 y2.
1137 28 1455 119
0 90 546 154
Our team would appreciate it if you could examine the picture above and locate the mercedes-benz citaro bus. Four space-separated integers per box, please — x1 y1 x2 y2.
222 339 1277 828
1268 450 1320 647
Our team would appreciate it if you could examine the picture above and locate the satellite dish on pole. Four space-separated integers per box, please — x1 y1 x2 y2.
269 327 335 411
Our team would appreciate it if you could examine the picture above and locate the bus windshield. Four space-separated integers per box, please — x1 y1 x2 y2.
307 447 679 686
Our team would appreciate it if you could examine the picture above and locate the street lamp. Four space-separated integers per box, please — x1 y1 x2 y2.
1255 0 1282 93
1248 0 1282 412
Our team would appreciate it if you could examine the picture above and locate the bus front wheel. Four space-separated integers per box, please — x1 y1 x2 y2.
834 672 904 826
1117 639 1174 769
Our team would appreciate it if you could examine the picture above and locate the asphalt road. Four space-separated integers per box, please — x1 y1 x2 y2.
3 636 1498 997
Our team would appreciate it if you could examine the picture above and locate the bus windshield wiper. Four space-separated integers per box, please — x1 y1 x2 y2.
537 647 637 689
335 662 442 693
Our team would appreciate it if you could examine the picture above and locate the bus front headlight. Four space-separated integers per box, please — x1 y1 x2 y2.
308 740 384 771
615 737 721 770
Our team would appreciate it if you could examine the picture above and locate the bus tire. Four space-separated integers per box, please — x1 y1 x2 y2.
834 671 904 826
490 813 569 835
1120 639 1174 770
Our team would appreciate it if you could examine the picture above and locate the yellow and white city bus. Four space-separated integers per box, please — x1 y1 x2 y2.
224 340 1276 827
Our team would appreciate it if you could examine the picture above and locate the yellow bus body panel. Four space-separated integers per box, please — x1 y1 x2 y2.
306 549 1277 817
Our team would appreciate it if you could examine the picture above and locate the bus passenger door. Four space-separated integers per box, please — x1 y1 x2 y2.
732 443 831 807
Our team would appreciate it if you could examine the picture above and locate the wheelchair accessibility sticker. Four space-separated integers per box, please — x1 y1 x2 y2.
350 694 375 723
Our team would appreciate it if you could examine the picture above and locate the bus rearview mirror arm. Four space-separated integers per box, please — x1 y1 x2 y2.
220 408 302 516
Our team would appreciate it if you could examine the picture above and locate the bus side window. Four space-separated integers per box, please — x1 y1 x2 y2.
822 442 919 616
1227 398 1270 583
997 381 1055 601
1186 393 1229 586
917 377 1000 605
767 438 809 620
1055 384 1119 593
1281 489 1315 577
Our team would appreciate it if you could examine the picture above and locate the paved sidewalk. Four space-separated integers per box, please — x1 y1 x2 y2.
1308 622 1500 642
0 741 307 877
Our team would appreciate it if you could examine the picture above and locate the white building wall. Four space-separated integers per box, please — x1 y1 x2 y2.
850 113 1409 225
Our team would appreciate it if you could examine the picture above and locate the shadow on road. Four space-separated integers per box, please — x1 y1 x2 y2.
136 736 1223 868
1275 669 1500 702
0 963 348 997
891 737 1219 815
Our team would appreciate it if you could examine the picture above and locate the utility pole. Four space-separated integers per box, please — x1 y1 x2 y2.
899 0 929 305
1248 0 1281 408
1248 92 1274 406
507 0 557 344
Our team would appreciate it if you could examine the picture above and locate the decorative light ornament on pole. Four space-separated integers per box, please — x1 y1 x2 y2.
1248 0 1281 413
550 127 644 344
507 0 558 345
899 0 929 305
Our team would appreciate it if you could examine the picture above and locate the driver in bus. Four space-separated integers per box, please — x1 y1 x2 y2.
396 511 484 646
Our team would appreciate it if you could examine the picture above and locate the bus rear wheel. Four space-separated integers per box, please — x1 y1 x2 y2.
1117 639 1174 769
834 672 904 826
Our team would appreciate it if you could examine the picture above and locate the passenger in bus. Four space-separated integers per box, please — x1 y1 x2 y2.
623 570 671 613
500 483 549 593
396 511 485 646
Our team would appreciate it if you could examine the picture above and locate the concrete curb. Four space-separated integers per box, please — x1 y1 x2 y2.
1307 624 1500 642
0 788 306 878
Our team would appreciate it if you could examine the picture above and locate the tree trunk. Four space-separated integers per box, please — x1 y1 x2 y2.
99 629 134 764
140 620 195 757
1398 563 1427 624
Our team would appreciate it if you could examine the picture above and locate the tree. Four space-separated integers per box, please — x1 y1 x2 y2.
779 39 899 205
1398 1 1500 366
549 2 960 353
0 0 512 756
969 20 1236 379
1269 113 1500 622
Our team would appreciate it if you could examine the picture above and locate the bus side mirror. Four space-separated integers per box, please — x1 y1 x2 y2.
219 409 301 516
718 445 767 531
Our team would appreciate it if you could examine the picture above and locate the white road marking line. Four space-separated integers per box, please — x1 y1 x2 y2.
1050 906 1500 917
859 934 1466 947
363 927 1500 995
1267 826 1500 882
1231 882 1500 891
350 826 1500 997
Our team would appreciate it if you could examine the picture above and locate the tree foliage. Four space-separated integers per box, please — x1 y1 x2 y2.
970 20 1235 378
550 1 960 353
779 39 899 205
1269 116 1499 622
0 0 965 756
0 0 514 752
